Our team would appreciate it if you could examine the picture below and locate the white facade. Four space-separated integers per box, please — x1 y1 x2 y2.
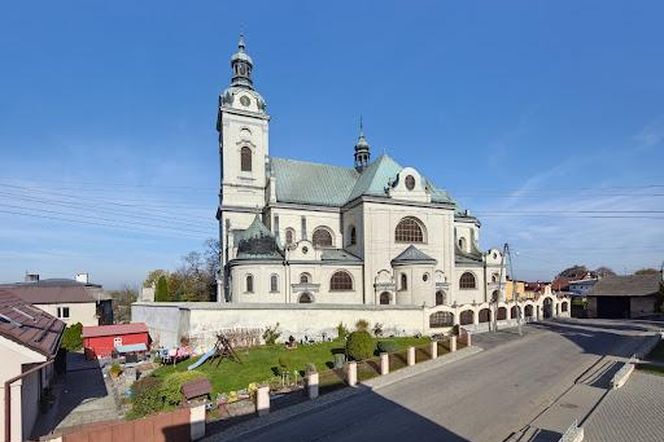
216 37 509 310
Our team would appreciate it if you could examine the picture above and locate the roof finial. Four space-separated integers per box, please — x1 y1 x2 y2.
359 115 364 137
238 33 246 52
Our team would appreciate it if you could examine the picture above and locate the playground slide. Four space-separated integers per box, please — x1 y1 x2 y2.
187 348 215 371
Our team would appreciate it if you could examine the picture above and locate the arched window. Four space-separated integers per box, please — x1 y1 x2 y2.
330 271 353 291
479 308 491 323
429 311 454 328
524 304 534 318
459 272 476 289
497 307 507 320
285 228 295 246
299 273 310 284
491 273 498 283
510 305 520 319
561 302 569 312
348 225 357 246
270 274 279 292
400 273 408 291
491 290 500 303
435 291 446 306
458 237 467 251
460 310 474 325
312 227 333 248
394 217 424 243
299 293 313 304
240 147 252 172
379 292 390 305
245 274 254 293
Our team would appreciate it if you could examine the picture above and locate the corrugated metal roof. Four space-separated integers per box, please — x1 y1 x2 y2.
82 323 148 338
588 274 662 297
115 343 148 353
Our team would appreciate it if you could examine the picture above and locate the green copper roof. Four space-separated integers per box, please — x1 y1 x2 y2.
270 157 359 206
269 154 454 207
348 154 402 201
235 216 283 260
391 245 437 265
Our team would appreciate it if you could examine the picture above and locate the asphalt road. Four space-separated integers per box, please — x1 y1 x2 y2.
227 319 657 442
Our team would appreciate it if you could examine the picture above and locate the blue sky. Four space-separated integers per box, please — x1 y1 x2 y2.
1 1 663 289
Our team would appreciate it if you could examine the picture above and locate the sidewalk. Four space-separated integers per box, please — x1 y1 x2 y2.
507 332 655 441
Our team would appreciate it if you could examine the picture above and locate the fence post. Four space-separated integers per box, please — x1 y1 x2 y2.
466 331 472 347
450 336 457 352
307 372 319 399
407 347 416 366
190 404 206 440
380 352 389 375
256 386 270 416
430 341 438 359
347 361 357 387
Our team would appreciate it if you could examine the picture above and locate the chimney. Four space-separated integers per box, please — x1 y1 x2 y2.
75 273 89 284
24 273 40 283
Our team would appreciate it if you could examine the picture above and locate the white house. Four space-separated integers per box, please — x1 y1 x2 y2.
0 290 65 442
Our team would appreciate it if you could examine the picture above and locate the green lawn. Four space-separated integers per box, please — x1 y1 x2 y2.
637 363 664 377
151 336 430 395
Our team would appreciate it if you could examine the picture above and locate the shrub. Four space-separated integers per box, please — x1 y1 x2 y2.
160 371 207 407
355 319 369 332
109 362 122 378
262 323 281 345
336 322 349 340
373 323 384 337
128 376 164 419
376 340 398 354
345 331 375 361
61 323 83 351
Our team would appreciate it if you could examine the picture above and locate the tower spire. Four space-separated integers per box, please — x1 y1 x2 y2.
354 117 371 172
230 33 254 89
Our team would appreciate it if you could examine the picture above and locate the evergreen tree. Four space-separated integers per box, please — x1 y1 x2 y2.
155 275 170 302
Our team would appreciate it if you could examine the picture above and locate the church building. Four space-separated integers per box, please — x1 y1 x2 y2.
216 36 506 308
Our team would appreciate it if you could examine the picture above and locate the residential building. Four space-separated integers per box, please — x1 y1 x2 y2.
0 290 65 442
0 274 113 326
586 273 663 319
568 278 599 296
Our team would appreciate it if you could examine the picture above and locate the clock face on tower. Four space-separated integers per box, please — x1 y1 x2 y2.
240 95 251 107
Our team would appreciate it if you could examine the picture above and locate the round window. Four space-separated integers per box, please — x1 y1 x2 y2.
423 273 429 282
240 95 251 107
405 175 416 190
302 246 308 255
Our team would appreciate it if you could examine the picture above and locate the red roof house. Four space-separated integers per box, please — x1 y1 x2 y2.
82 322 150 359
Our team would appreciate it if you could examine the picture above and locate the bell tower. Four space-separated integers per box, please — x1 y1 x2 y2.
354 118 371 172
216 35 270 301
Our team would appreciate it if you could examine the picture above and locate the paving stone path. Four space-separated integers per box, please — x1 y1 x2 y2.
584 371 664 442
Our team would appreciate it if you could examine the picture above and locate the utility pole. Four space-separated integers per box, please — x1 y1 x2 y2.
498 243 521 336
492 244 507 333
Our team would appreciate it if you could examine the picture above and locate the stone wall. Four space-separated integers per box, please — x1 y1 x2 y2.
133 294 571 352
